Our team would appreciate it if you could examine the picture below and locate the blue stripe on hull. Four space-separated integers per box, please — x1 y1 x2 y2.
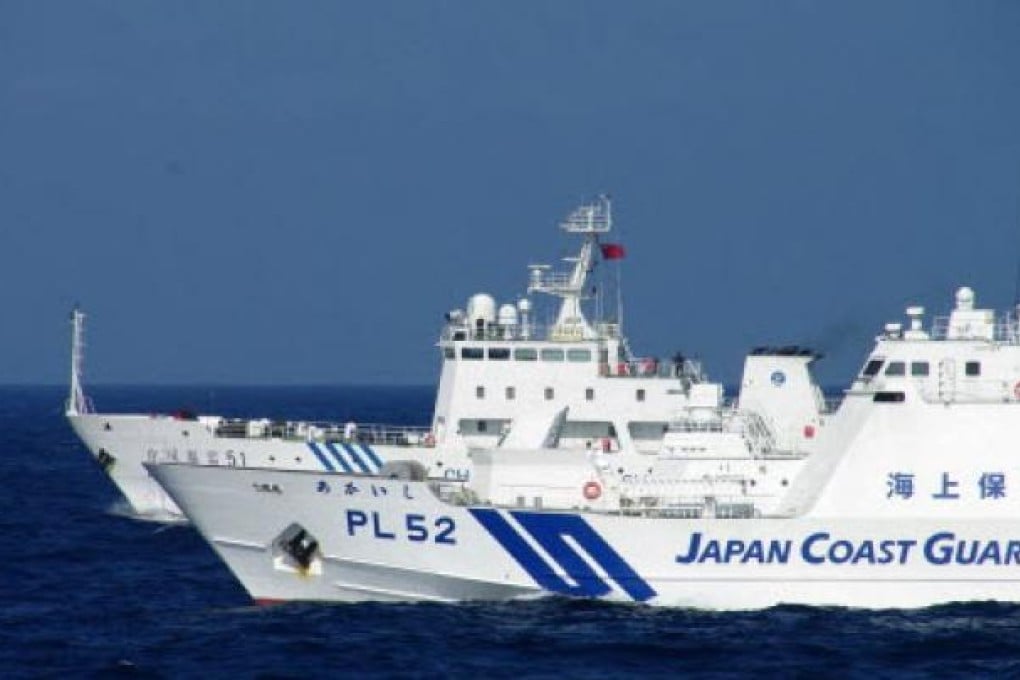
324 442 354 473
360 443 384 470
306 442 334 471
470 509 656 602
341 442 372 474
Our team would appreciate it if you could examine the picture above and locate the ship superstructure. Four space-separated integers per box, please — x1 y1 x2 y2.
69 197 792 519
148 286 1020 609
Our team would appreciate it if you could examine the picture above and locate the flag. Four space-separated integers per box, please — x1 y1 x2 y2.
600 243 626 260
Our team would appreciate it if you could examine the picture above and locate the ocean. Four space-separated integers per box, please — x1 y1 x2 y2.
5 384 1020 677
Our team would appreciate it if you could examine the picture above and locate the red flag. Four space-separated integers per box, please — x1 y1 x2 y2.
600 243 626 260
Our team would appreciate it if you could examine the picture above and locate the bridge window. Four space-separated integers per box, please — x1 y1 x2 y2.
965 361 981 377
541 348 564 362
911 361 929 377
636 389 646 402
443 347 455 359
488 348 510 360
567 349 592 362
885 362 905 376
545 387 554 400
862 359 884 377
505 386 515 400
461 347 484 360
514 348 537 361
476 386 485 399
585 387 594 401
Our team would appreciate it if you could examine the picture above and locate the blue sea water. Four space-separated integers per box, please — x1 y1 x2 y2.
5 384 1020 678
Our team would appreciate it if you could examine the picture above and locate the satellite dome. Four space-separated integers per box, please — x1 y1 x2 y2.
467 293 497 328
955 286 975 310
498 304 518 327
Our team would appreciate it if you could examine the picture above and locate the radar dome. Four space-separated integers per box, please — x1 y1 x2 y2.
956 286 975 310
498 304 518 327
467 293 497 329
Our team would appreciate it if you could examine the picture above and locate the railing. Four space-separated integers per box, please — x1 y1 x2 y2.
528 272 574 291
929 314 1020 343
441 321 620 343
667 408 778 453
600 358 706 381
435 482 766 519
917 379 1020 405
214 419 435 447
616 493 763 519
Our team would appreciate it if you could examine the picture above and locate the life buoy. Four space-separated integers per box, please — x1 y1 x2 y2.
583 481 602 500
423 433 436 447
1013 382 1020 401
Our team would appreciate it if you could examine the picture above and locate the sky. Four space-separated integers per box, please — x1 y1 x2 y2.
2 1 1019 387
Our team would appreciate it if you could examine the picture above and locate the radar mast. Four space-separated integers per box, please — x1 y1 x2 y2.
528 195 612 341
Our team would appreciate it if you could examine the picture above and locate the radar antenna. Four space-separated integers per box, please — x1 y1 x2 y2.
559 194 612 235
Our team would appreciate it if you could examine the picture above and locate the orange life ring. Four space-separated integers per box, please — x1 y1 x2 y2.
582 481 602 500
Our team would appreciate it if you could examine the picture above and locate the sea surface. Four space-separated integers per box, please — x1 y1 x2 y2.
5 385 1020 678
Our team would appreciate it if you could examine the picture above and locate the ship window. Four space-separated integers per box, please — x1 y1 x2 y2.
636 389 646 402
545 387 554 400
443 347 455 359
514 348 537 361
862 359 884 377
628 421 667 441
541 348 565 362
478 420 487 433
567 349 592 362
965 361 981 377
911 361 929 377
505 386 515 400
585 387 594 401
488 347 510 360
476 386 485 399
885 362 905 376
461 347 484 360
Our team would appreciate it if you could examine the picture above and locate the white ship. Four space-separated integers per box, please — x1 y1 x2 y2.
70 197 794 520
148 284 1020 609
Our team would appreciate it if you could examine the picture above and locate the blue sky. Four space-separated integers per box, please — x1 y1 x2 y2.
2 1 1019 387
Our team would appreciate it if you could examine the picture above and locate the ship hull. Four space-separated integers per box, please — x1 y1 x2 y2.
148 463 1020 610
70 413 454 519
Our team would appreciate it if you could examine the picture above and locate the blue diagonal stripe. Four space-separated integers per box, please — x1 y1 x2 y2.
341 442 372 474
324 442 354 473
469 509 655 602
307 442 334 471
359 443 383 471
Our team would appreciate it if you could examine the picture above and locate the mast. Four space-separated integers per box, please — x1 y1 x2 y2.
528 195 612 341
67 307 91 415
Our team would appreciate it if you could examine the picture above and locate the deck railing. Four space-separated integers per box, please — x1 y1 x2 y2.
214 419 435 447
929 314 1020 343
